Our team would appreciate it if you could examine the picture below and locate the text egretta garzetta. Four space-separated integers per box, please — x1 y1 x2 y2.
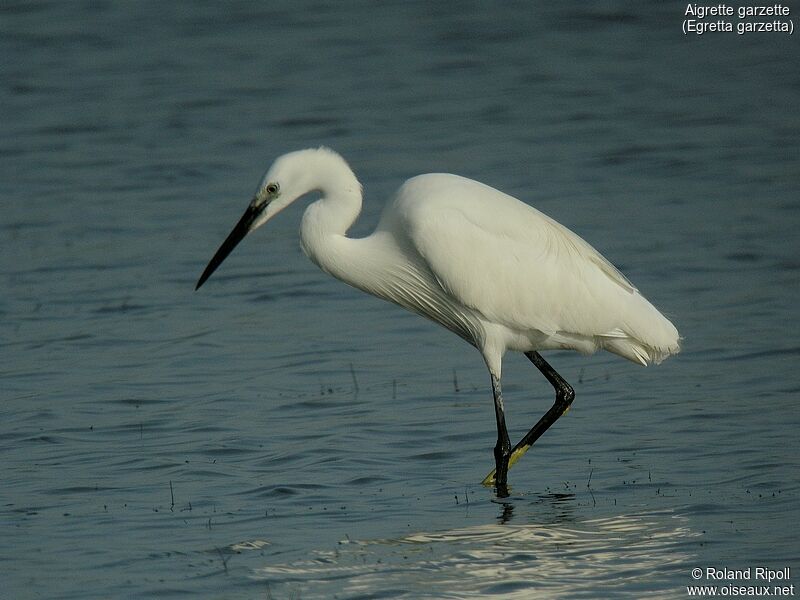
196 147 680 496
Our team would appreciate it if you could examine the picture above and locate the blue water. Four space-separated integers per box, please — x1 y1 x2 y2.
2 2 798 598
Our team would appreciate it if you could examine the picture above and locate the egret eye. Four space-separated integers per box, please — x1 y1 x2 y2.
265 182 280 195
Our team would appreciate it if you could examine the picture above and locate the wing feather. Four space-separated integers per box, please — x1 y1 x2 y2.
391 174 640 340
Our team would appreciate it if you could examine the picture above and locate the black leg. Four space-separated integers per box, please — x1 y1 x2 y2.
490 374 511 496
482 352 575 487
510 351 575 456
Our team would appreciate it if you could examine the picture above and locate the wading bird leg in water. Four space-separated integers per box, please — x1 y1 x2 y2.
483 351 575 491
491 373 512 497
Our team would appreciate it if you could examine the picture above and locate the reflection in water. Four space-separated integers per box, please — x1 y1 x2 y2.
250 509 698 599
496 500 515 524
493 491 578 525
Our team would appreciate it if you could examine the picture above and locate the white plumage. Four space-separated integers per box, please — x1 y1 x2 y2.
196 147 680 493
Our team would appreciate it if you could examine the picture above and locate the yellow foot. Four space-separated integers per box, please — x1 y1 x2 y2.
480 443 532 486
481 470 496 487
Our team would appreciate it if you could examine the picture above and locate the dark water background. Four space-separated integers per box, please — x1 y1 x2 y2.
2 1 798 598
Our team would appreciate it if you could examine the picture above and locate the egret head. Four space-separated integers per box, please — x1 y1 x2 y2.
195 148 354 290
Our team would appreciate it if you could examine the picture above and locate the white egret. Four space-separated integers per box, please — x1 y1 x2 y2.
196 147 680 496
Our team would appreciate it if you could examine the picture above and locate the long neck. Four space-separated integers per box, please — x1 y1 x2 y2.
299 177 365 281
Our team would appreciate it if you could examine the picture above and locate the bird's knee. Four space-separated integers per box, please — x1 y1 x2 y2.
564 385 575 403
558 384 575 407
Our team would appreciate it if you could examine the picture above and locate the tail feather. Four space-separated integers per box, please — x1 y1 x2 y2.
603 336 679 366
601 294 681 366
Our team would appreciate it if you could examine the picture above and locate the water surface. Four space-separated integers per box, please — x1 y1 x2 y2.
2 2 798 598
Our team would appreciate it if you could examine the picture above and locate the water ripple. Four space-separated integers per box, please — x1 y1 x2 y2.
252 511 697 599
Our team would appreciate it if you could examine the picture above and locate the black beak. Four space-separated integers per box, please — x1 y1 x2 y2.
196 203 261 290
